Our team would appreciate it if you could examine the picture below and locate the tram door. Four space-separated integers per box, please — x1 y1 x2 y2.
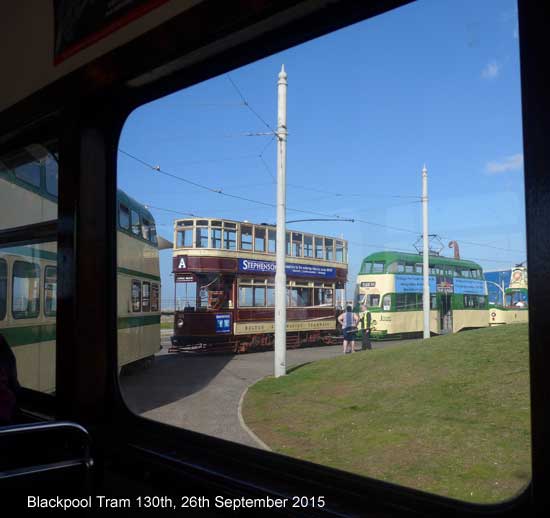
439 294 453 334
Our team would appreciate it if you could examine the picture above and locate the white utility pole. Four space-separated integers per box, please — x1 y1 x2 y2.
275 65 288 377
422 164 430 339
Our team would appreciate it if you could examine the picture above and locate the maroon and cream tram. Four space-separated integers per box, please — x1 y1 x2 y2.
170 218 348 353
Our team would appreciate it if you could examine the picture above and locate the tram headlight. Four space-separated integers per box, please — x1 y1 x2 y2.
177 318 184 328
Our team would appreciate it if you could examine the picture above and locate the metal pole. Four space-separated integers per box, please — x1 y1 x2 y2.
422 165 430 339
275 65 288 377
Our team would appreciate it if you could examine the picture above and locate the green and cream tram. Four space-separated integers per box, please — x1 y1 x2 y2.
1 147 161 392
355 251 489 339
489 266 529 326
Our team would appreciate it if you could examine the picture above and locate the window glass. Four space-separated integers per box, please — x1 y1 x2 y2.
315 237 324 259
131 210 141 236
142 218 151 241
304 235 313 257
44 266 57 317
177 229 193 248
131 280 141 312
266 286 275 306
211 227 222 248
45 154 58 197
119 204 130 230
224 226 237 250
14 161 41 188
372 261 384 273
117 2 529 505
325 238 333 261
142 282 151 312
0 259 6 320
196 226 209 248
12 261 40 319
366 294 380 307
241 225 253 250
255 227 266 252
239 285 254 307
292 233 302 257
151 284 159 312
268 229 276 253
336 241 344 262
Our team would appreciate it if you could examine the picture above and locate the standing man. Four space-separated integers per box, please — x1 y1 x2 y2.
338 304 359 354
359 305 372 350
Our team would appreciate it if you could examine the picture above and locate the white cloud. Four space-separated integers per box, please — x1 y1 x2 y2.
485 154 523 174
481 60 500 79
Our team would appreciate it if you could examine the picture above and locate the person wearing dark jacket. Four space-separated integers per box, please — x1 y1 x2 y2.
0 334 20 426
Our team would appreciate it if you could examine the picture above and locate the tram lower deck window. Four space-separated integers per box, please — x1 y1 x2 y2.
131 280 141 312
12 261 40 319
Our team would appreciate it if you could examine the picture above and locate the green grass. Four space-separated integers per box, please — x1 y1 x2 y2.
160 322 172 330
243 324 531 504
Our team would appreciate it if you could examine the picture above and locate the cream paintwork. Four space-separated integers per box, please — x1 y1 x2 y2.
370 310 440 336
489 307 528 326
452 310 489 333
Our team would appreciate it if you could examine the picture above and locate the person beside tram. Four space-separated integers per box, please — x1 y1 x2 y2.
338 305 359 354
359 304 373 350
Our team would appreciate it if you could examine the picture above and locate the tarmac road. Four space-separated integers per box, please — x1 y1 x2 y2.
119 332 410 448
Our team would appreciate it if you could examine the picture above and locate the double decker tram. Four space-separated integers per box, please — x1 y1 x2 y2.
170 218 348 353
355 251 489 340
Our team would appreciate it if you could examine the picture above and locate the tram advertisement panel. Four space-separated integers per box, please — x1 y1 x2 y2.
238 259 336 278
395 275 486 295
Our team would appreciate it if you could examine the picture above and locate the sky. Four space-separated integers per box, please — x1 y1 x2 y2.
117 0 524 305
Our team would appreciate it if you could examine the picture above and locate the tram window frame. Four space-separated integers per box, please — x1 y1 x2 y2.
130 209 141 236
142 217 151 241
240 225 253 251
372 261 385 273
268 229 276 253
151 283 159 312
211 221 223 249
196 221 209 248
325 238 334 261
0 258 6 320
119 203 130 230
142 281 151 312
303 234 313 257
366 294 380 307
177 228 193 248
336 240 344 262
292 232 303 257
131 280 141 312
14 158 41 188
254 227 266 252
44 265 57 317
223 222 237 250
12 260 40 319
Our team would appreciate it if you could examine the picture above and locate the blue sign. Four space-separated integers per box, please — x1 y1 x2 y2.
238 259 336 279
395 275 436 293
453 277 487 295
215 314 231 334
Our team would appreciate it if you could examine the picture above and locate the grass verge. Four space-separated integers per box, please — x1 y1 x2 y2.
243 324 531 504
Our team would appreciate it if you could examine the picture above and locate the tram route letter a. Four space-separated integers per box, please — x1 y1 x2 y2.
178 257 186 269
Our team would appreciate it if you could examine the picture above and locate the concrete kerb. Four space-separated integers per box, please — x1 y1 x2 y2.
238 384 272 452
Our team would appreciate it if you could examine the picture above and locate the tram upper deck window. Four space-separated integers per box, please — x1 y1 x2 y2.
131 209 140 236
12 261 40 319
119 204 130 230
131 280 141 312
224 222 237 250
405 263 414 273
177 221 193 248
372 261 385 273
304 235 313 257
211 221 222 249
241 225 253 250
335 241 344 262
142 218 152 241
415 263 423 274
255 227 266 252
315 237 323 259
142 282 151 312
325 238 333 261
14 156 41 188
292 233 302 257
268 229 276 253
196 221 209 248
0 259 6 320
151 284 160 312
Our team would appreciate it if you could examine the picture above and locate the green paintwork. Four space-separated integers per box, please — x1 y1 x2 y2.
359 251 482 275
117 314 161 329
